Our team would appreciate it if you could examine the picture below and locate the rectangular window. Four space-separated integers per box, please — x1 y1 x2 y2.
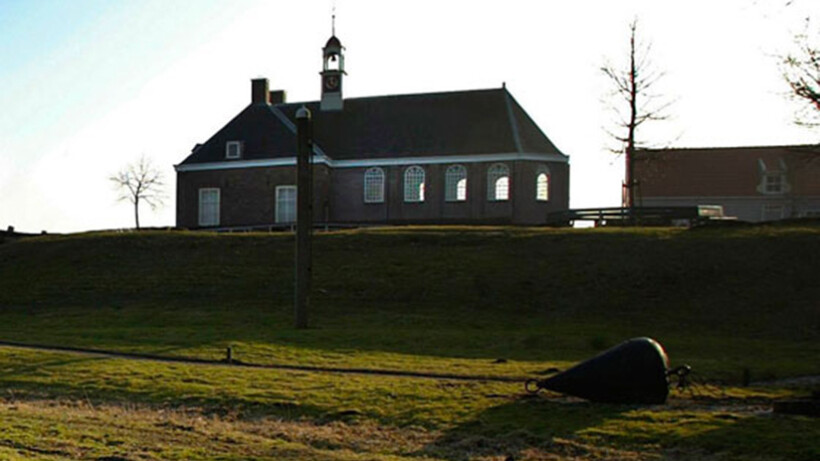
226 141 242 159
764 174 784 194
276 185 297 223
198 188 220 227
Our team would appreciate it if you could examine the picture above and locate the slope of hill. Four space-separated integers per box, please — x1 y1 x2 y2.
0 225 817 380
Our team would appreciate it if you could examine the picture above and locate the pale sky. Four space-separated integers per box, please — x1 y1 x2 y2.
1 0 817 232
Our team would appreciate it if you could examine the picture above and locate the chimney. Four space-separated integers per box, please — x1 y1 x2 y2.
251 78 270 104
269 90 287 105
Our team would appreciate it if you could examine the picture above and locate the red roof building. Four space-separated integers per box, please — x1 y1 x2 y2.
634 145 820 222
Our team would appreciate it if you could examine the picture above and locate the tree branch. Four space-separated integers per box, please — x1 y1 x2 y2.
601 18 675 209
109 155 166 229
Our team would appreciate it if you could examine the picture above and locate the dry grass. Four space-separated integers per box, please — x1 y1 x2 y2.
0 398 427 460
0 352 816 460
0 397 660 461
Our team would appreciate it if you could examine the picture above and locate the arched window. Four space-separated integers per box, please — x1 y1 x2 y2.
445 164 467 202
363 167 385 203
487 163 510 201
404 166 425 202
536 166 550 201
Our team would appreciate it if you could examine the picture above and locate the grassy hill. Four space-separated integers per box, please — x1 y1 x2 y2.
0 225 818 460
0 225 817 379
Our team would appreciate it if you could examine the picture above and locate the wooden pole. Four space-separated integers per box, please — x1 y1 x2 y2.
294 106 313 329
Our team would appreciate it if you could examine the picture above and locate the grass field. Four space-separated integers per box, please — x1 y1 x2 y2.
0 225 818 460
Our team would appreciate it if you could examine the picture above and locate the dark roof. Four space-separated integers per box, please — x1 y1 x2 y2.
324 35 342 50
179 87 566 165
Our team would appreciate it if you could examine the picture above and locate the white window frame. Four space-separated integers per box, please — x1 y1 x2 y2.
757 158 790 196
363 167 385 203
445 164 467 202
275 185 297 223
536 166 550 202
763 173 785 194
226 141 242 159
404 165 425 203
198 188 220 227
487 163 510 201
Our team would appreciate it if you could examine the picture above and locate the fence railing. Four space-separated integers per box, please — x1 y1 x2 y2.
546 206 729 227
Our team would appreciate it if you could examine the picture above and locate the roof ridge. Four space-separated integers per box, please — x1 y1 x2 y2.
636 144 820 152
502 87 524 153
502 88 567 157
267 105 297 133
268 104 331 159
276 86 505 107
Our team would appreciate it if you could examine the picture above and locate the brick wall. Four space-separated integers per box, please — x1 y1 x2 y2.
176 165 331 229
177 160 570 228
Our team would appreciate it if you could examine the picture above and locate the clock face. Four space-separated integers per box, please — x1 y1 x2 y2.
324 74 340 91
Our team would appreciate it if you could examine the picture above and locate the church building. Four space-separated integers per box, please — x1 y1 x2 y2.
175 34 570 229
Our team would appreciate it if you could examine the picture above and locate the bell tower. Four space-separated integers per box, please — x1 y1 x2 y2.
320 18 345 111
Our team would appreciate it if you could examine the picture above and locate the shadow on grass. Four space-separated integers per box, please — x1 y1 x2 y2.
417 395 627 461
0 358 326 422
1 304 816 384
0 355 107 379
0 304 595 363
2 378 326 422
676 413 820 461
2 228 818 368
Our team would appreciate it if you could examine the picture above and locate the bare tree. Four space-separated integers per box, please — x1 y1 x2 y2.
782 19 820 128
601 19 674 209
110 156 165 230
